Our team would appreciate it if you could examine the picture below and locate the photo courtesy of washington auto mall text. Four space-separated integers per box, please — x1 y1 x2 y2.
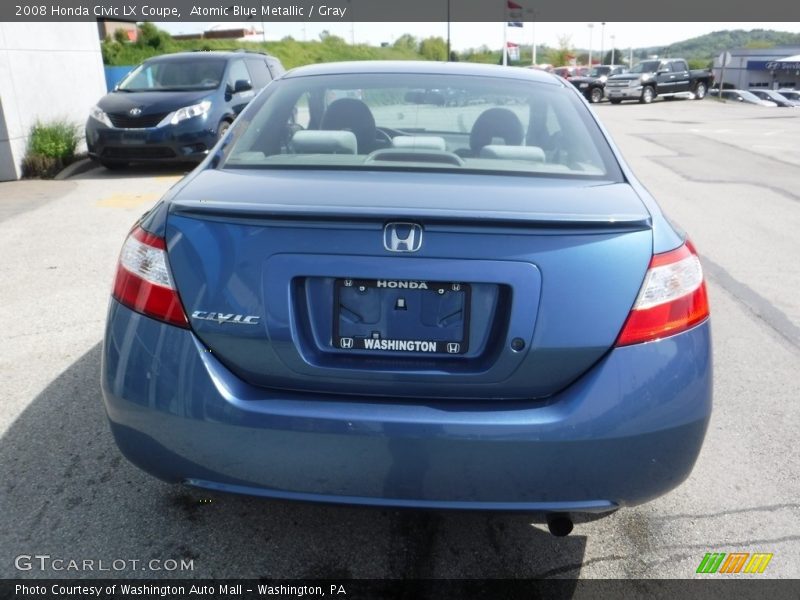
14 583 348 597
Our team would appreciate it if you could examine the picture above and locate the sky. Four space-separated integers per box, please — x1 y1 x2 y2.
160 22 800 54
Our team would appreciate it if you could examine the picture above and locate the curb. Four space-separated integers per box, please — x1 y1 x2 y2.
55 158 99 180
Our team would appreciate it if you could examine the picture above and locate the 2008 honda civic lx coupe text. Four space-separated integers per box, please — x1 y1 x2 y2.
101 62 711 535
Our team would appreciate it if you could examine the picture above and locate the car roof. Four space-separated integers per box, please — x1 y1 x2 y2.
282 60 564 86
145 51 274 63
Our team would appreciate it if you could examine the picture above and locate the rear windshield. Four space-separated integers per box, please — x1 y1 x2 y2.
221 72 622 180
118 59 226 92
629 61 660 74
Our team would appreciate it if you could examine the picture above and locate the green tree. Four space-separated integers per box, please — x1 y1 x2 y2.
393 34 418 52
744 40 774 49
688 58 712 70
113 28 129 44
546 35 574 67
320 31 347 46
137 21 170 50
602 49 623 65
101 39 121 64
419 36 448 61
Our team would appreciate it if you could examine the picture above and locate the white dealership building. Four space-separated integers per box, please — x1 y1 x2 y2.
713 46 800 90
0 23 106 180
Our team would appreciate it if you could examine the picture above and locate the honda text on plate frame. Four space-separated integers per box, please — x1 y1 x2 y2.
101 61 711 535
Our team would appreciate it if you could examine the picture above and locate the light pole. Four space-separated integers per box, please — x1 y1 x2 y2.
587 23 594 68
348 0 354 45
610 35 616 64
446 0 450 61
600 22 606 65
526 8 536 66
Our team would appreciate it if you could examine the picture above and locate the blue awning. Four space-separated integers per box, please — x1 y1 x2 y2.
747 55 800 71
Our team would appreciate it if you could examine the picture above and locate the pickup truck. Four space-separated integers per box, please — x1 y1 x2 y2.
604 58 714 104
569 64 628 103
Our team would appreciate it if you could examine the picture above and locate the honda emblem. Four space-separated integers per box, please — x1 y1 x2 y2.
384 223 423 253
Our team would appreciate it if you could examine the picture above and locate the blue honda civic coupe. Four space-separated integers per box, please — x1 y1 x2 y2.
101 61 711 535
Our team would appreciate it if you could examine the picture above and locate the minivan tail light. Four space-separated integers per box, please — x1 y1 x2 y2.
112 227 189 328
616 241 709 346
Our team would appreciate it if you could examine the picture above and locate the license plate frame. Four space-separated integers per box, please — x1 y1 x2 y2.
333 278 470 355
120 131 147 144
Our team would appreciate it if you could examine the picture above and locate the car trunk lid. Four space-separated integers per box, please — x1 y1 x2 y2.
164 169 653 400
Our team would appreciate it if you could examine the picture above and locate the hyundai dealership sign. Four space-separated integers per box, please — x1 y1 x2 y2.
748 58 800 71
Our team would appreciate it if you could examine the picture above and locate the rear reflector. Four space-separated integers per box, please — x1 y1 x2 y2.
616 241 709 346
112 226 189 328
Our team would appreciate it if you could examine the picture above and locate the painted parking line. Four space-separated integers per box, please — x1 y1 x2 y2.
96 192 160 208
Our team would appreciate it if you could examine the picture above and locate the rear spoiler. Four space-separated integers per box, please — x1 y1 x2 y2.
170 199 652 230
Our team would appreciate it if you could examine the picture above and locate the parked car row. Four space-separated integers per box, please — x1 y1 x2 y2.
85 50 797 173
560 58 714 105
709 88 800 107
552 65 591 79
604 58 713 104
562 58 799 108
746 89 800 107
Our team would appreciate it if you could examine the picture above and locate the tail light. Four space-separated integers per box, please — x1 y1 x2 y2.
112 226 189 328
616 241 709 346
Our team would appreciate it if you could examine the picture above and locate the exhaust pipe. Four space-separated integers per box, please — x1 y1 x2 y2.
546 513 573 537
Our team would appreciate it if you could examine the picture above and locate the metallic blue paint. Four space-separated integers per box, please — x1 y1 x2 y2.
102 300 711 510
161 174 654 400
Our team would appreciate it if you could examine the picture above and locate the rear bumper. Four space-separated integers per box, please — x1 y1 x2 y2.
101 300 712 512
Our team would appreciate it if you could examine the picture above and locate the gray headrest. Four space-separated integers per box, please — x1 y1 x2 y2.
391 136 447 151
290 130 357 154
320 98 376 153
470 108 524 152
479 145 545 162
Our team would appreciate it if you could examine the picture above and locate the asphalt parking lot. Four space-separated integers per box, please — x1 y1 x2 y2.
1 98 799 580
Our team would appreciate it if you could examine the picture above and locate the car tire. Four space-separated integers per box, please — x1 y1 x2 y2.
217 119 232 141
640 86 655 104
609 99 622 104
590 87 604 104
694 82 707 100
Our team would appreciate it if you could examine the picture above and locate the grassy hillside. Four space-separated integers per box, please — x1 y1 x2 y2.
102 24 426 68
102 24 800 70
638 29 800 62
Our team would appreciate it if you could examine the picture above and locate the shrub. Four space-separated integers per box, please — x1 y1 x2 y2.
22 120 81 179
21 154 63 179
28 120 80 160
